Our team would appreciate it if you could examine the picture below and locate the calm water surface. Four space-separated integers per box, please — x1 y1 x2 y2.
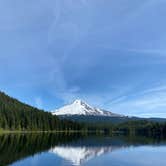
0 133 166 166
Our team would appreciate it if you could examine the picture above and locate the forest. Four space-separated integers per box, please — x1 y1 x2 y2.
84 120 166 136
0 92 82 131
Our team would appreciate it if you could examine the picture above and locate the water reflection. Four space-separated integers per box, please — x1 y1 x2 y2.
50 146 123 165
49 135 166 165
0 133 83 166
0 133 165 166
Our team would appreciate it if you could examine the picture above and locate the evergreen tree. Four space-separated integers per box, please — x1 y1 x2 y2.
0 92 82 131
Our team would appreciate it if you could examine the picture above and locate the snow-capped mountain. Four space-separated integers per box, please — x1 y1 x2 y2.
52 99 123 117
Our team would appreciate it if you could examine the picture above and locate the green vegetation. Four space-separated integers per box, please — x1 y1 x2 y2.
83 120 166 136
114 120 166 136
0 92 82 131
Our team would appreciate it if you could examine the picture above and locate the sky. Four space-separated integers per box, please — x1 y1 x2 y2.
0 0 166 117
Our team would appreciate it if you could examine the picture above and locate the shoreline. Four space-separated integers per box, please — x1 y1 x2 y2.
0 130 106 134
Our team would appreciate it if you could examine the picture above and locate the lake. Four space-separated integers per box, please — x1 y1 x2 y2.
0 133 166 166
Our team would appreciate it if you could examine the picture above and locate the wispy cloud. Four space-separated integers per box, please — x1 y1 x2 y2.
108 84 166 117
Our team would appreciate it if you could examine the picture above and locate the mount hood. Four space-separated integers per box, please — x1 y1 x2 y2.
52 99 123 117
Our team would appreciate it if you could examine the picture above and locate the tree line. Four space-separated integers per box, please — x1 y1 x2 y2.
84 120 166 136
0 92 82 131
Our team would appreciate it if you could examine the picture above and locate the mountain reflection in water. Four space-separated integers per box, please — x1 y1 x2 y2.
0 133 165 166
50 146 125 165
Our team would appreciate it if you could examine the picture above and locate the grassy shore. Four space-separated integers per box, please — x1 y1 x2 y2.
0 129 93 134
0 129 110 135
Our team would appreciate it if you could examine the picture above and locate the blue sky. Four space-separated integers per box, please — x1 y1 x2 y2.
0 0 166 117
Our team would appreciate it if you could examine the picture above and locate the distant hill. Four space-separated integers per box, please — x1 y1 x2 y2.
0 92 81 131
59 115 166 124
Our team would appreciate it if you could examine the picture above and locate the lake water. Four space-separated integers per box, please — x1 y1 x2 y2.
0 133 166 166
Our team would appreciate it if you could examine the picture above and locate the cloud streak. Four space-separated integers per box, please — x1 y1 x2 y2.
108 84 166 117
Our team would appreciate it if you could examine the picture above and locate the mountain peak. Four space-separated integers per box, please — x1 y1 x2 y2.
52 99 123 117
